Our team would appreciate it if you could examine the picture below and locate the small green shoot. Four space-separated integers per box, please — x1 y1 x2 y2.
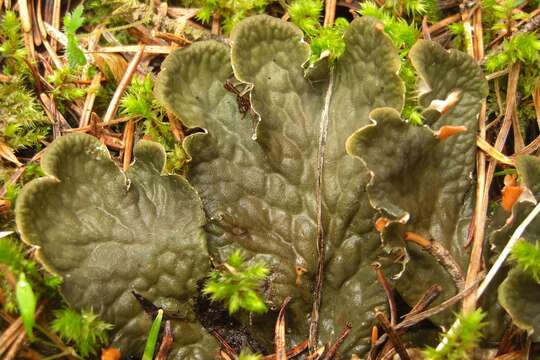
0 11 29 77
16 273 37 339
142 308 164 360
120 74 187 173
0 235 36 275
510 239 540 282
423 309 486 360
486 33 540 72
289 0 348 62
195 0 275 33
238 349 263 360
52 308 113 358
203 250 269 314
64 5 87 67
0 82 50 151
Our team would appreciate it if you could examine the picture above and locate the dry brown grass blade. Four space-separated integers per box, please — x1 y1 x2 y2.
494 352 525 360
0 317 23 357
92 53 129 82
102 45 145 124
35 0 47 38
463 63 520 313
122 120 135 171
515 134 540 156
211 14 221 35
42 37 63 69
396 279 480 331
472 7 484 61
476 136 515 166
51 0 60 51
533 76 540 130
0 141 23 167
18 0 31 32
276 296 292 360
3 328 26 360
261 340 308 360
324 0 337 26
512 103 525 152
80 73 102 128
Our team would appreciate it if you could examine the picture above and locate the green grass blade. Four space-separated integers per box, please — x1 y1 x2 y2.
142 309 164 360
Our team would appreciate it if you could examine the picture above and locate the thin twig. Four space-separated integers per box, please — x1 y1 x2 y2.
3 329 26 360
395 280 480 331
440 202 540 349
102 46 145 124
375 312 410 360
463 63 520 312
404 284 443 320
261 340 308 360
404 232 465 291
155 321 173 360
210 330 237 358
323 0 337 26
321 324 352 360
373 264 397 326
122 120 135 171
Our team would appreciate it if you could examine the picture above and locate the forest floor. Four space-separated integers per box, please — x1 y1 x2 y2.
1 0 540 359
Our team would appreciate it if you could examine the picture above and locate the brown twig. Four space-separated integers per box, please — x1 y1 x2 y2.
261 340 308 360
404 232 465 291
428 13 461 34
91 45 172 54
372 264 397 326
3 329 26 360
396 280 480 331
463 62 520 313
323 0 337 26
155 321 174 360
122 120 135 171
321 324 352 360
404 284 443 320
370 284 442 359
375 312 410 360
210 330 237 359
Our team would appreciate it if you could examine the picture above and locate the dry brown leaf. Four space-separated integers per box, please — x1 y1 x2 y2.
533 75 540 130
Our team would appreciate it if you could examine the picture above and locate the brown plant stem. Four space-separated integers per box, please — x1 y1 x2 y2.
375 312 410 360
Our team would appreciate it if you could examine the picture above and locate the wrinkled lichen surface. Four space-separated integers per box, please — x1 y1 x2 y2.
16 14 490 359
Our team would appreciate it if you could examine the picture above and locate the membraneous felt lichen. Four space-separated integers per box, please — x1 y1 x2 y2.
16 14 487 359
16 133 219 359
156 14 486 356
